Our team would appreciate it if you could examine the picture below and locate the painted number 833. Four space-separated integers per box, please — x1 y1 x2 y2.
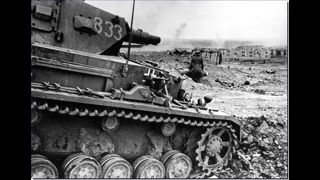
94 17 123 40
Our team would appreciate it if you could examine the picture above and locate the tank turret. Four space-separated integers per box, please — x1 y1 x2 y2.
31 0 160 56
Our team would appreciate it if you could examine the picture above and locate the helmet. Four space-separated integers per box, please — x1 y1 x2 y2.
204 94 213 103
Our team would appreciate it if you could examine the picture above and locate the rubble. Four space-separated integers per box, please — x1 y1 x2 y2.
228 115 288 178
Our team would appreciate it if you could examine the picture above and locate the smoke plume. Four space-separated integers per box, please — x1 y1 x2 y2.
174 23 187 39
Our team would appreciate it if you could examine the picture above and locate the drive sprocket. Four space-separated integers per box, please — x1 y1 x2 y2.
195 121 237 176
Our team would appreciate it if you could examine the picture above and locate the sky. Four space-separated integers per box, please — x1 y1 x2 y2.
85 0 288 46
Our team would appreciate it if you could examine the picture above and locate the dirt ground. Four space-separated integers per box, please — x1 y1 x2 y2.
132 51 288 178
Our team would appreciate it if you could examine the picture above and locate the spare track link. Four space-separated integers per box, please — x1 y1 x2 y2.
31 100 238 131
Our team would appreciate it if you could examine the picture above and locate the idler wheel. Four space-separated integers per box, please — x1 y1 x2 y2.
61 153 101 178
102 117 120 133
99 154 133 178
161 122 176 136
31 109 42 126
31 154 58 178
163 152 192 178
133 156 165 178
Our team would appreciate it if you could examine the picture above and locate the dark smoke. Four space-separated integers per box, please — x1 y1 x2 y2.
174 23 187 39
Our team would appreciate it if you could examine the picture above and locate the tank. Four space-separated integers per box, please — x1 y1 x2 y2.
31 0 241 178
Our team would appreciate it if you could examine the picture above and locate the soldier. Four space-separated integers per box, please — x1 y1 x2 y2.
197 94 213 107
216 51 223 65
186 50 204 82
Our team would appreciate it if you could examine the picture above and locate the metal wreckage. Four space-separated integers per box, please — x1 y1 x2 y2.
31 0 241 178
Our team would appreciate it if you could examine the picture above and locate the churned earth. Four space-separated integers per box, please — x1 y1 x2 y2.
131 51 288 178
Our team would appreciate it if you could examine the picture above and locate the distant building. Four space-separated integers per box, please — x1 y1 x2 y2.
270 47 287 58
199 45 287 62
228 45 271 60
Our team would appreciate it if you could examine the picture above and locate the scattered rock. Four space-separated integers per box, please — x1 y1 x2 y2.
262 151 276 159
271 92 282 96
215 78 235 87
252 153 261 158
276 120 285 128
246 116 265 127
246 124 255 132
266 69 276 74
276 162 283 168
254 89 265 94
237 150 252 170
255 120 270 135
263 137 272 144
247 135 255 144
257 140 271 151
241 131 249 139
209 175 219 178
251 156 263 164
265 117 279 127
260 172 272 178
247 145 260 157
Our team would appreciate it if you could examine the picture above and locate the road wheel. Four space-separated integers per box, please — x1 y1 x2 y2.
133 156 165 178
163 152 192 178
61 153 101 178
31 154 58 178
99 154 133 178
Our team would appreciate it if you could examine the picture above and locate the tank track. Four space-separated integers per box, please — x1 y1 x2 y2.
31 98 238 178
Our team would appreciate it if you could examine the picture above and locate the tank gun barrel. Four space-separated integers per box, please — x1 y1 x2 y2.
124 29 161 46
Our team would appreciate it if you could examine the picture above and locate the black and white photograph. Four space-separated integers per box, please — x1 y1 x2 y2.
31 0 288 179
